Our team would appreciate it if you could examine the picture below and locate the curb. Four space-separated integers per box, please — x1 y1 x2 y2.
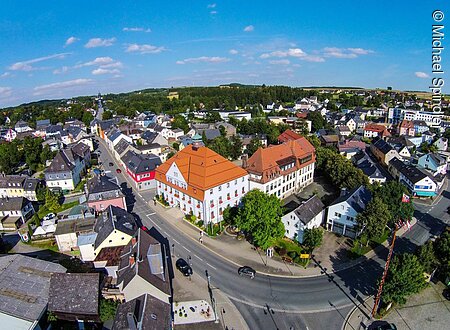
341 295 373 330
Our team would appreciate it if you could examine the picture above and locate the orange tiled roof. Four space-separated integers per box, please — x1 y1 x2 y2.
399 120 414 129
245 137 315 183
277 129 303 143
364 123 387 133
155 145 248 200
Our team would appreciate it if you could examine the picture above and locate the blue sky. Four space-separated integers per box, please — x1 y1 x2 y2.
0 0 448 107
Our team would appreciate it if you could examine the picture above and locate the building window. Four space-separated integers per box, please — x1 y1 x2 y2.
218 186 222 192
335 212 341 218
210 189 213 194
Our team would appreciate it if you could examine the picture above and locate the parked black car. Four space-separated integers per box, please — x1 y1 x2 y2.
238 266 256 279
176 258 193 276
109 162 114 167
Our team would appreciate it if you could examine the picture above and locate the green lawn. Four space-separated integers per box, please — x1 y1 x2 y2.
28 240 60 252
349 229 390 259
37 200 80 218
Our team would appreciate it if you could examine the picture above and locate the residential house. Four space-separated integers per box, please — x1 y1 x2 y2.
43 138 63 152
277 129 302 144
0 197 34 230
87 175 126 212
389 158 438 197
336 125 352 137
338 140 366 159
344 118 356 132
78 205 138 261
219 110 252 121
113 138 133 162
326 186 372 238
353 151 387 184
141 131 169 146
319 134 339 148
156 144 249 225
0 175 42 201
434 137 448 151
240 134 268 155
121 151 162 191
398 120 415 136
179 134 205 151
45 124 64 139
117 228 171 303
0 128 17 142
54 217 96 252
0 255 66 330
370 139 401 166
418 153 447 175
45 142 91 191
282 195 324 243
112 294 172 330
35 119 51 136
413 120 429 135
48 273 100 323
364 123 391 139
14 120 32 133
245 137 315 199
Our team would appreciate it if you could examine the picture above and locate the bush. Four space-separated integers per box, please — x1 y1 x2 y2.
278 247 287 256
288 251 298 259
196 220 204 227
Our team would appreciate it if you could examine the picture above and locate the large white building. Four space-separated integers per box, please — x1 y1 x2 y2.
244 137 316 200
155 144 249 225
388 107 443 128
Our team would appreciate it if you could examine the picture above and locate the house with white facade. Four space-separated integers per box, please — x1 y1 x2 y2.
282 195 324 243
434 137 448 151
326 186 372 238
155 144 249 225
418 153 447 176
245 137 316 200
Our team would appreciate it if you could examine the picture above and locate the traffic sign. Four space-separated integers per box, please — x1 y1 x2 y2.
300 254 310 259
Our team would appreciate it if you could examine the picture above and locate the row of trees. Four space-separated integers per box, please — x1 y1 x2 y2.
0 137 56 174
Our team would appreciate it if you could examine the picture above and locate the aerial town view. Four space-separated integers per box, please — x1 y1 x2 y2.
0 1 449 330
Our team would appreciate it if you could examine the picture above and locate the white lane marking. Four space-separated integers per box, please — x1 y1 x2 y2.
194 255 202 260
153 223 161 230
173 239 179 244
146 213 155 216
163 231 169 237
182 246 191 252
206 262 217 270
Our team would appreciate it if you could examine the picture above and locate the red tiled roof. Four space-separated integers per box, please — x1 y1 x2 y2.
277 129 303 143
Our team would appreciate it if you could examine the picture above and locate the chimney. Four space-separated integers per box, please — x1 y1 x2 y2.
340 188 347 197
131 237 137 246
129 255 135 267
241 154 248 168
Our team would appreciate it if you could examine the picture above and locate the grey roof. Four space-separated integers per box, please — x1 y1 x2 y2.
48 273 99 315
387 136 415 148
372 139 393 155
71 141 90 158
0 175 26 189
14 120 29 128
141 131 158 141
424 153 446 166
0 197 29 212
112 294 171 330
77 232 97 246
94 206 137 249
413 120 428 127
117 228 170 296
114 138 131 155
197 128 221 140
23 178 40 192
46 124 63 134
330 186 372 213
0 255 66 321
88 175 120 195
107 129 122 142
293 195 324 225
54 217 96 236
65 126 82 138
45 149 75 173
136 143 161 151
122 151 161 175
36 119 51 128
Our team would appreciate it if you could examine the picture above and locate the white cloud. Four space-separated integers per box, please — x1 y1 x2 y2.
33 78 93 95
269 59 290 65
84 37 116 48
244 25 254 32
77 57 115 67
53 66 69 74
207 3 216 8
415 71 430 79
0 87 12 99
0 72 11 78
210 10 217 14
176 56 230 65
302 55 325 62
92 68 120 75
123 27 151 33
229 49 239 55
8 53 70 71
125 43 166 54
260 48 306 58
323 47 373 58
65 36 79 46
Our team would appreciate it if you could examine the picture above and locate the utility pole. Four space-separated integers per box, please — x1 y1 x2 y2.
371 224 399 317
205 270 219 324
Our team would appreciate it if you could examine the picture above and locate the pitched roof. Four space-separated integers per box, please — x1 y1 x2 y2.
54 217 96 236
112 294 171 330
277 129 302 143
399 120 414 129
122 151 162 175
364 123 387 132
155 145 248 200
372 139 393 154
94 206 137 249
0 175 26 189
87 175 121 194
48 273 99 315
0 255 66 322
330 186 371 213
117 229 170 296
245 138 315 183
293 195 324 225
0 197 29 211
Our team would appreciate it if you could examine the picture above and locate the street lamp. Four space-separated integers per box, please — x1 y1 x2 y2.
171 244 175 258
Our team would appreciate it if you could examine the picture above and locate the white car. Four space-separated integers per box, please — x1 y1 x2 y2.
43 213 56 221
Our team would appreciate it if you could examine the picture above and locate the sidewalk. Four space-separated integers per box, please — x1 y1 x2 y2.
154 202 417 278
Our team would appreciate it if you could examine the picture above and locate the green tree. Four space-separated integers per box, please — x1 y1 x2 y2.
44 189 61 212
416 241 438 273
302 228 323 252
102 111 113 120
40 145 55 165
32 214 41 228
205 111 222 123
356 197 390 243
235 190 285 249
307 111 327 132
246 138 263 157
208 136 232 159
230 135 243 160
373 181 414 225
171 115 189 133
382 253 427 305
434 231 450 279
99 299 120 322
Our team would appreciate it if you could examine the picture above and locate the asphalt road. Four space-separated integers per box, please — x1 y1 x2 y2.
94 138 449 329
